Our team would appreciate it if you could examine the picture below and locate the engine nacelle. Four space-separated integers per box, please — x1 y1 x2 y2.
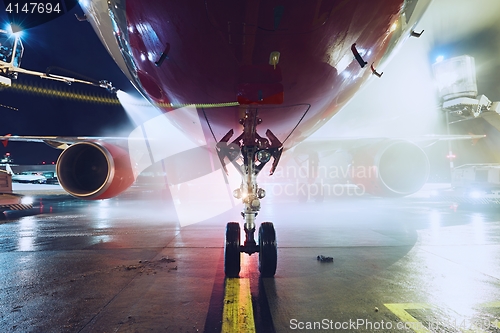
352 140 430 197
56 142 135 200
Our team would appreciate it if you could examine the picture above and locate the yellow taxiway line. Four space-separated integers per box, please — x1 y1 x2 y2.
221 278 256 333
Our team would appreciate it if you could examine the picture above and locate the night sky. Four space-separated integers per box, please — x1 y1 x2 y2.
0 4 135 165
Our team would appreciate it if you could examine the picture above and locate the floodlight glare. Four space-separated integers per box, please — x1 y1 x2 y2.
7 24 23 38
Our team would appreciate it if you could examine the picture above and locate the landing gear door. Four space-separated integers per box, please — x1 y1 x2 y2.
201 104 311 146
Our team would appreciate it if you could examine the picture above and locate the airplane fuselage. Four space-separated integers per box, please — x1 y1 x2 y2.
82 0 431 149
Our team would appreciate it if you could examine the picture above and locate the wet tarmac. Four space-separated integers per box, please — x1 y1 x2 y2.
1 184 500 332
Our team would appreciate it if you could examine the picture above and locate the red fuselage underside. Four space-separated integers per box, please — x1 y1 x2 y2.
124 0 404 148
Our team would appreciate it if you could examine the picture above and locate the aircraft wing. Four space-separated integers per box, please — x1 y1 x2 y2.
0 135 128 149
391 134 486 147
300 134 486 145
1 133 485 157
293 134 486 153
0 131 485 222
405 134 486 141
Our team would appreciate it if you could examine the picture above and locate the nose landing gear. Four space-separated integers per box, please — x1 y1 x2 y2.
218 109 282 278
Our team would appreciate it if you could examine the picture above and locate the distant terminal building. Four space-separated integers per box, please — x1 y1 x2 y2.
0 152 56 173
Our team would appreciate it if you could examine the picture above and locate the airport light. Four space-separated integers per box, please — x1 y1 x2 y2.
21 196 34 205
233 188 242 199
6 24 23 38
390 21 398 32
469 190 482 199
446 152 456 160
256 149 271 163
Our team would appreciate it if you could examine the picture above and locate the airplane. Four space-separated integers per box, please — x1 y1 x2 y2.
0 0 470 278
5 163 46 184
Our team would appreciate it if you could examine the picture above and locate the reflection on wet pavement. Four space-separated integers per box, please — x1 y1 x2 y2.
0 187 499 332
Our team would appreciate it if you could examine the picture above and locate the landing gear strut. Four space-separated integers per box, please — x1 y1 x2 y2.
218 109 282 278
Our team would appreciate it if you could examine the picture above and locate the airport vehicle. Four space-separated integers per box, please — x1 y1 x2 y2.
453 164 500 191
0 168 34 215
423 164 500 206
41 172 58 184
0 192 34 217
0 28 116 92
0 167 11 192
5 164 46 184
451 164 500 204
1 0 445 277
433 55 500 120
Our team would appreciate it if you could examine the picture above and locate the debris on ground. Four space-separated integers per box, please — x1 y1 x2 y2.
160 257 176 263
117 257 177 274
317 255 333 263
12 305 22 312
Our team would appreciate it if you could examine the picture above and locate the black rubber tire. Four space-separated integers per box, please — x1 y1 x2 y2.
224 222 241 278
259 222 277 277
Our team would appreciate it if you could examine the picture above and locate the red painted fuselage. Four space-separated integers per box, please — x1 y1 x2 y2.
89 0 431 149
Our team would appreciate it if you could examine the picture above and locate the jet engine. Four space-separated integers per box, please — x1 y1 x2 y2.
56 142 135 200
351 140 429 196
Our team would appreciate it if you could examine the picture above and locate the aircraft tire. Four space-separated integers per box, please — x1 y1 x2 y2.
259 222 277 277
224 222 241 278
